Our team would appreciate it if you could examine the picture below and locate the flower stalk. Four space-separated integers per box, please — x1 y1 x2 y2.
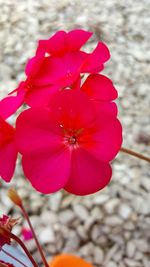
21 205 49 267
7 188 49 267
1 248 29 267
0 227 38 267
120 147 150 163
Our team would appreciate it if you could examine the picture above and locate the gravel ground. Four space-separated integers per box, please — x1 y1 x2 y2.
0 1 150 266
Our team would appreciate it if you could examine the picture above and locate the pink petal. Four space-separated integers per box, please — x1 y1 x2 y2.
49 90 95 130
25 84 60 107
64 148 112 195
16 107 62 155
22 146 71 194
0 142 17 182
93 102 118 118
39 31 67 56
67 29 92 51
81 74 118 101
81 42 110 73
0 91 25 119
25 47 45 78
32 51 86 87
80 118 122 162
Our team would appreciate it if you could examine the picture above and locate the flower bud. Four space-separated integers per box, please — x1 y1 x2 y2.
7 188 22 207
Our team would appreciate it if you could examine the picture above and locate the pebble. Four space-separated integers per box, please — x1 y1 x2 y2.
93 246 104 264
49 192 62 212
118 203 132 219
39 227 55 244
105 216 123 226
134 239 149 253
126 240 136 258
93 194 109 204
73 204 89 221
124 258 142 267
59 210 75 225
107 261 117 267
104 198 120 214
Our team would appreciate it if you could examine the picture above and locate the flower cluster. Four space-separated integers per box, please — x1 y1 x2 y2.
0 29 122 195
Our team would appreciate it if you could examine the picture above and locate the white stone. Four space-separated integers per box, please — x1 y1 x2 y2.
73 204 89 221
93 246 104 264
126 241 136 258
118 203 132 219
39 227 55 244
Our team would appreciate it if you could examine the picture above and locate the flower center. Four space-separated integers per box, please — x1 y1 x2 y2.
68 135 77 145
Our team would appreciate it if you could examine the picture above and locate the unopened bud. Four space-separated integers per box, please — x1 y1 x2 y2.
7 188 22 207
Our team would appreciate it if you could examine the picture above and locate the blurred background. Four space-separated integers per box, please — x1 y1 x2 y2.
0 1 150 266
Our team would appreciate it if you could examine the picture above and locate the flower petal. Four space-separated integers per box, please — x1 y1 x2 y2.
0 142 17 182
81 42 110 73
16 107 62 155
80 118 122 162
0 91 25 119
22 146 71 194
32 52 86 87
67 29 92 51
25 47 45 79
50 254 94 267
81 74 118 101
39 31 67 56
25 84 60 108
49 90 95 130
64 148 112 195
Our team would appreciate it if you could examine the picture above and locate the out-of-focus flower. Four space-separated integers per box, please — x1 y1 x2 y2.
0 117 17 182
50 254 94 267
21 227 33 241
16 89 122 195
0 215 18 250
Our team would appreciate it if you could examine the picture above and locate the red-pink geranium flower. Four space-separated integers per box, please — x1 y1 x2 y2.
16 89 122 195
0 117 17 182
3 30 110 114
19 29 110 108
26 29 110 88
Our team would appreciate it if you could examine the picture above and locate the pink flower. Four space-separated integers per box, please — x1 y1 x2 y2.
22 29 110 108
0 117 17 182
16 89 122 195
28 29 110 87
21 227 33 241
3 30 110 113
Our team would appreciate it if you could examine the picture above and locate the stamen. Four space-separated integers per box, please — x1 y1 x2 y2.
68 136 76 145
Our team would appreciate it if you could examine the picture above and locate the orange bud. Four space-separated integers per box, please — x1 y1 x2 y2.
7 188 22 207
